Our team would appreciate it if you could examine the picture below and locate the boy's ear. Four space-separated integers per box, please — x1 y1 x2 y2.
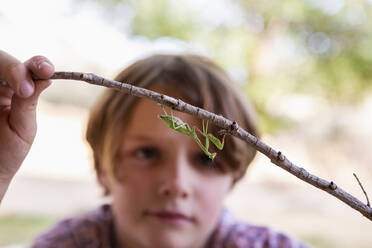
98 172 111 195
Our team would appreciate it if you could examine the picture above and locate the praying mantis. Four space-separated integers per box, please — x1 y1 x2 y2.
158 108 226 160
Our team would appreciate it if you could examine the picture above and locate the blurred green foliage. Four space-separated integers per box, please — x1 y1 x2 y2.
131 0 198 40
90 0 372 133
0 215 57 245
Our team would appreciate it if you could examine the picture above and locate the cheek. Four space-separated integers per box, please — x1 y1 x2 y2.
110 180 152 233
199 184 228 210
195 177 232 227
110 173 152 215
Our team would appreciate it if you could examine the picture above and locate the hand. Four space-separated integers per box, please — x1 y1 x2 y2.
0 51 54 202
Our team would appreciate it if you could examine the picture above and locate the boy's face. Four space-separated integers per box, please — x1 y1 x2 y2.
105 94 234 248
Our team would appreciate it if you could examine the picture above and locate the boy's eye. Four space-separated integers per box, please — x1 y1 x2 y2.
195 153 215 167
135 147 159 160
194 153 226 173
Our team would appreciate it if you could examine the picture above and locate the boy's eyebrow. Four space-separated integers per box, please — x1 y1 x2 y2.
124 134 177 144
125 135 150 140
125 135 159 142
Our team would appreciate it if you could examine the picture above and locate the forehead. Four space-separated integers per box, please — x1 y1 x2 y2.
124 96 202 141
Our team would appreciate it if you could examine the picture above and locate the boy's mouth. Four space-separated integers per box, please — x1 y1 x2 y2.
143 209 195 224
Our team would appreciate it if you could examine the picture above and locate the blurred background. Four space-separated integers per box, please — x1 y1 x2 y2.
1 0 372 247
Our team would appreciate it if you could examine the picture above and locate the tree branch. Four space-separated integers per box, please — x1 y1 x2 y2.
32 71 372 221
353 173 371 207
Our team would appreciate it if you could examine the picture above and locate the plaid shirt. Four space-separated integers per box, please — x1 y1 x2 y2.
32 204 309 248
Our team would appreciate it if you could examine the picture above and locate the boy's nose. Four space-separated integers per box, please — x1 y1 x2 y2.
158 156 192 199
159 184 188 199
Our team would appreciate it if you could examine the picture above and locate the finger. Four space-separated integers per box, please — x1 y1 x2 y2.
0 50 34 98
9 79 51 144
0 84 13 107
24 55 54 80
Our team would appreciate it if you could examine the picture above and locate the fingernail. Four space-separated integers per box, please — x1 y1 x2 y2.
19 81 34 97
38 61 53 70
0 79 8 87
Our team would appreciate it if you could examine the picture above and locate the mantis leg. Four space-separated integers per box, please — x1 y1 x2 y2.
191 126 216 160
169 110 188 131
202 120 210 152
200 120 226 150
207 133 225 150
172 120 188 131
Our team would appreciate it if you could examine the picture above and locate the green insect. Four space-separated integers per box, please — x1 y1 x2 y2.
158 109 226 160
199 118 226 151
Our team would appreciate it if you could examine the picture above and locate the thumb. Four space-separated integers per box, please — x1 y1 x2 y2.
9 79 51 144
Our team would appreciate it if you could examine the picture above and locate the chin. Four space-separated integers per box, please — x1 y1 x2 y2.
141 232 197 248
